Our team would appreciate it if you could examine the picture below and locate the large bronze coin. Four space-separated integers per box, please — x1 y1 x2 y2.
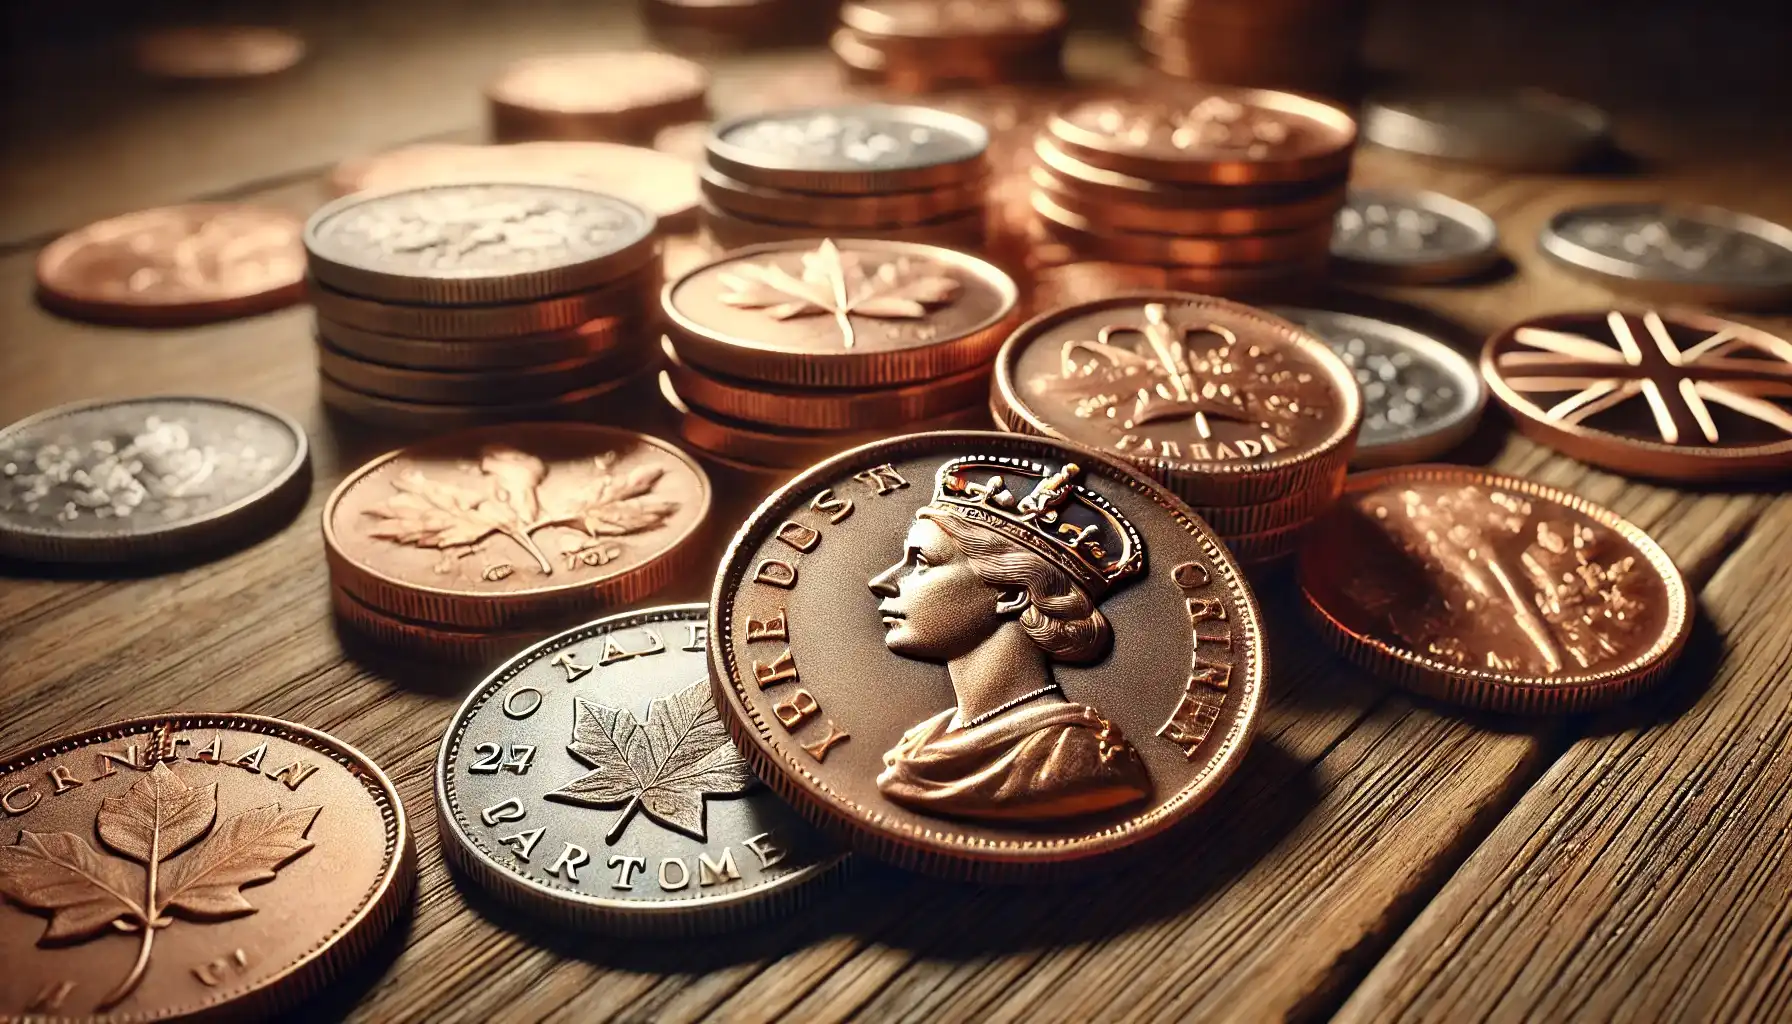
1299 465 1692 713
0 715 413 1020
436 605 847 934
708 432 1265 879
485 51 710 143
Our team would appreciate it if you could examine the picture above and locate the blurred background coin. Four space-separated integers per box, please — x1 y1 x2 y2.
133 25 306 79
1361 90 1610 170
1331 188 1501 283
1539 202 1792 308
487 51 710 143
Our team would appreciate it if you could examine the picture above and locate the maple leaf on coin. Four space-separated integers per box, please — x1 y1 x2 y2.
716 238 961 349
0 831 142 942
545 452 680 538
545 678 757 843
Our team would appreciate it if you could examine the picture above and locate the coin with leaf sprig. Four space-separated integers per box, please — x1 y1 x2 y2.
435 604 847 935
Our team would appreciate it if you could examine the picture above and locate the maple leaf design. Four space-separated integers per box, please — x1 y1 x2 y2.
0 761 318 1012
545 678 757 843
716 238 961 349
362 446 679 576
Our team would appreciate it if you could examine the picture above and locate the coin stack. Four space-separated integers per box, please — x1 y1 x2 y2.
1138 0 1366 95
659 237 1021 472
643 0 827 52
699 104 992 252
303 183 664 432
485 51 710 144
831 0 1067 93
1026 88 1356 302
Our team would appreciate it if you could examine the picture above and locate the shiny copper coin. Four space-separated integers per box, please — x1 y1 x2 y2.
701 200 986 253
1047 87 1356 186
1033 137 1347 209
330 584 551 665
992 292 1361 505
706 104 989 195
830 28 1062 92
37 204 305 325
133 26 305 79
317 361 653 433
486 51 710 143
0 714 413 1020
1183 462 1343 536
1299 465 1692 713
1482 309 1792 482
316 339 641 405
1032 193 1335 266
707 430 1264 879
324 423 709 629
1031 167 1343 239
699 166 986 229
841 0 1066 43
664 238 1019 387
316 314 630 372
308 260 656 340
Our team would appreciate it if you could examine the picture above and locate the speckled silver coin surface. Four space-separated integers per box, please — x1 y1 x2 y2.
1332 189 1500 284
705 104 989 193
1362 91 1608 171
1539 202 1792 308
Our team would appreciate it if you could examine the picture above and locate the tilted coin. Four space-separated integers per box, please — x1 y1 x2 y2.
1330 188 1501 284
0 397 309 564
708 431 1264 879
1271 307 1485 467
437 605 847 934
1361 90 1608 170
133 26 305 79
486 51 710 143
1538 202 1792 308
706 104 990 195
0 714 413 1020
1299 465 1691 712
37 204 305 326
1482 308 1792 481
323 424 710 629
304 183 658 305
992 292 1361 505
663 238 1019 387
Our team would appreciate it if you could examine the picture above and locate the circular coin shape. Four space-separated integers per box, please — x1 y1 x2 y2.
1538 203 1792 308
37 204 305 325
1361 90 1608 171
1299 465 1691 712
436 604 848 934
1271 307 1486 468
664 238 1019 387
486 51 710 142
0 396 309 564
1482 308 1792 481
706 105 990 195
304 183 657 305
841 0 1066 42
0 714 413 1020
708 431 1264 879
992 292 1361 505
133 26 305 79
1331 188 1501 284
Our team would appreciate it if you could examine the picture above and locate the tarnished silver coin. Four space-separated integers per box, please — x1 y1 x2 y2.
435 604 848 935
1270 308 1485 468
1362 91 1608 171
303 183 659 305
0 396 310 564
1331 188 1500 284
705 104 989 194
1539 202 1792 308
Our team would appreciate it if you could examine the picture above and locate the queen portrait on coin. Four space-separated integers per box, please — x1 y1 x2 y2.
867 458 1152 822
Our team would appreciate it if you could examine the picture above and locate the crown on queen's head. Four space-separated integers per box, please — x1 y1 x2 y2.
929 457 1145 597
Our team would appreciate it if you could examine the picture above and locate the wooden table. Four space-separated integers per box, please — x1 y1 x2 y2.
5 4 1792 1021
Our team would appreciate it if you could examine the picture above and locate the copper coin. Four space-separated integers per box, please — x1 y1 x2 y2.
663 238 1019 387
315 314 630 372
1482 308 1792 482
707 430 1264 879
992 292 1361 505
699 166 986 229
316 360 654 433
0 396 310 565
308 259 656 340
0 714 413 1020
841 0 1066 43
330 584 553 665
1181 463 1343 537
315 339 641 405
37 204 305 326
830 29 1062 92
1031 166 1344 237
1033 137 1347 210
1032 192 1336 266
435 604 849 934
133 26 305 79
700 200 986 253
485 51 710 143
1299 465 1692 713
1047 88 1356 186
706 105 989 195
652 121 713 165
324 423 709 629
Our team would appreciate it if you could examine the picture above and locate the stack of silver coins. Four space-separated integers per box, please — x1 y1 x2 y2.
303 183 663 432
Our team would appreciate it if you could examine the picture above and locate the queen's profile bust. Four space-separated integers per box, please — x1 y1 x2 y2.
869 457 1152 822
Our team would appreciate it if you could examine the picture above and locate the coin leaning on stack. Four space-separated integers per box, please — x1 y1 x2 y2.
700 104 992 251
659 237 1021 472
992 292 1361 569
832 0 1067 93
303 182 663 431
1139 0 1367 95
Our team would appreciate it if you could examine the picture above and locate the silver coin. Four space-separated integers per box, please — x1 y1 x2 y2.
705 104 989 193
0 396 310 563
1539 202 1792 308
435 604 848 936
1362 90 1608 171
304 182 658 305
1332 188 1500 283
1270 309 1485 468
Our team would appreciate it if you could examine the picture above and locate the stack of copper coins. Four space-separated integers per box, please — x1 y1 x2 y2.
831 0 1067 93
658 238 1021 472
699 104 992 251
643 0 827 52
303 183 663 432
484 51 709 144
991 293 1361 570
1025 87 1356 302
1139 0 1367 95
